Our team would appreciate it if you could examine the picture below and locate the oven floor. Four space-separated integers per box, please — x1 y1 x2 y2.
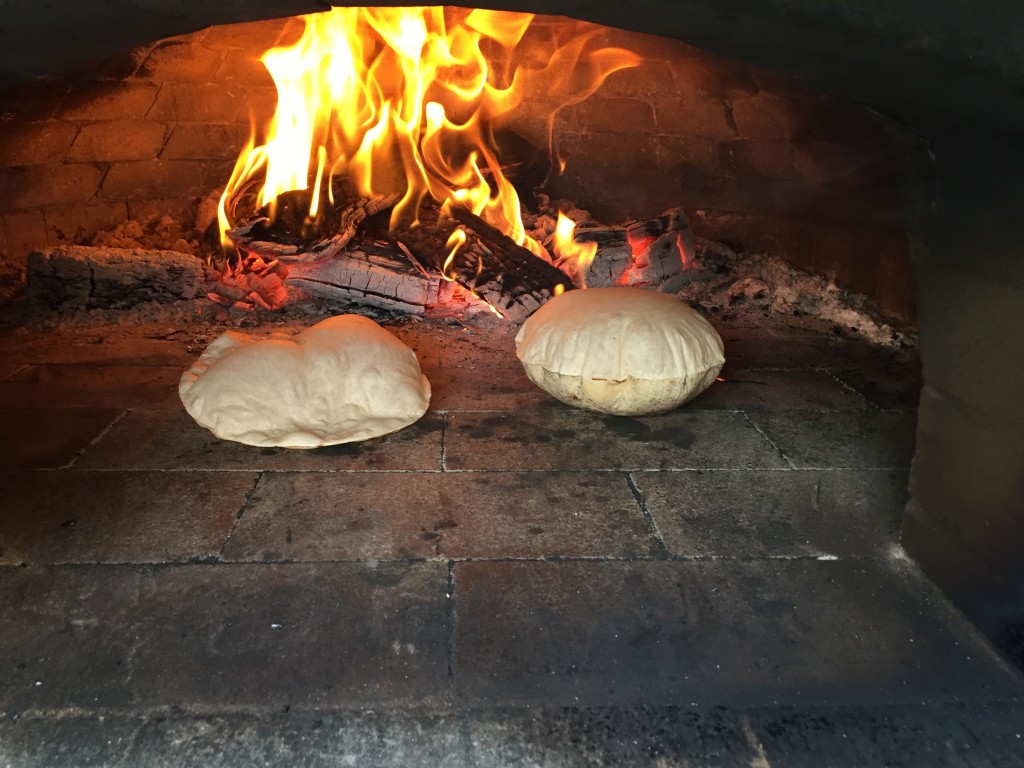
1 314 1021 767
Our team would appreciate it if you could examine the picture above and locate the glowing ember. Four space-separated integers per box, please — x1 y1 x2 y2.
218 7 640 259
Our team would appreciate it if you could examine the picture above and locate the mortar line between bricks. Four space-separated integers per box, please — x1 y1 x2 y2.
62 408 130 469
154 121 173 158
0 363 28 381
217 471 263 559
440 411 449 471
624 472 670 559
446 560 456 679
7 553 895 570
826 370 881 410
20 466 910 474
741 714 774 768
9 697 1024 722
436 553 875 564
112 714 145 766
740 410 797 470
95 162 113 191
437 407 748 414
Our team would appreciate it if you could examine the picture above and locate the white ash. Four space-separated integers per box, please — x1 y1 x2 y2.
527 197 912 348
87 216 206 258
85 188 224 259
678 238 915 348
11 185 914 348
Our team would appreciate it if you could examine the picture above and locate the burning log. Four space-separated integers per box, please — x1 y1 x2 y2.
625 208 695 284
393 205 572 322
26 245 216 310
200 8 643 319
225 181 573 321
561 208 695 288
226 190 401 263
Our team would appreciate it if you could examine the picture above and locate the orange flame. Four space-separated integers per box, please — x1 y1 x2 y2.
218 7 641 256
552 212 598 287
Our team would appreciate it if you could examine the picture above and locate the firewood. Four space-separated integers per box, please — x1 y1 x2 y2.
560 207 694 288
220 159 575 319
393 204 572 322
227 191 401 263
285 241 444 315
26 245 216 310
624 208 695 283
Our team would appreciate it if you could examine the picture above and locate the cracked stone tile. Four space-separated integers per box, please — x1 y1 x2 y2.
445 406 787 470
466 705 758 767
746 411 916 468
0 364 182 409
0 712 142 768
0 470 255 564
0 562 450 711
0 328 195 366
0 363 25 381
453 559 1018 708
125 710 468 768
75 409 444 471
222 470 657 561
0 407 123 469
689 369 867 410
831 365 923 411
636 469 907 558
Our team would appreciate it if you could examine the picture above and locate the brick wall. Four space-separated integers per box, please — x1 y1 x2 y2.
0 13 914 321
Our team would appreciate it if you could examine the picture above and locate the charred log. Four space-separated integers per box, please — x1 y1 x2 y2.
560 207 694 288
221 165 574 320
227 188 400 263
391 204 572 322
26 245 216 310
285 240 445 315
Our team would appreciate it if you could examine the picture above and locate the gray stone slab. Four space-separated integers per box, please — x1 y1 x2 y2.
76 409 444 471
689 369 867 410
0 709 468 768
466 705 758 768
0 327 194 366
222 471 657 562
6 703 1024 768
0 562 450 711
747 410 916 468
453 559 1021 708
748 703 1024 767
445 407 788 471
636 469 906 558
125 711 468 768
0 407 123 469
0 470 255 564
717 322 915 374
386 322 456 370
426 363 547 411
832 365 922 411
8 702 1023 768
402 322 519 370
0 712 142 767
0 364 182 408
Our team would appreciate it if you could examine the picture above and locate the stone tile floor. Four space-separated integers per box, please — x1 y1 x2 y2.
0 313 1022 767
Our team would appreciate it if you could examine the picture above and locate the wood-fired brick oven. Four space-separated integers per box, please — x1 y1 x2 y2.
0 1 1021 673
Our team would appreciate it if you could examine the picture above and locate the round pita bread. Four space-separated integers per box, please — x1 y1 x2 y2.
515 287 724 415
180 315 431 448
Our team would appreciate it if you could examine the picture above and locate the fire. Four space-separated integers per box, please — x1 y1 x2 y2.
218 7 641 258
551 212 598 287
